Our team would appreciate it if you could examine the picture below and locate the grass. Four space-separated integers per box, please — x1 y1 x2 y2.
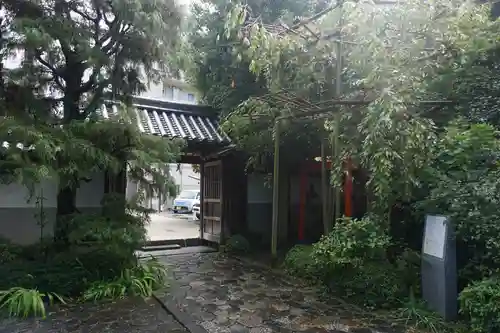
0 287 65 319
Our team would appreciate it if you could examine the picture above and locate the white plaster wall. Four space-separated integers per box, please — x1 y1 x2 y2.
0 173 104 244
246 173 290 242
125 164 200 211
0 179 58 208
247 173 272 204
76 172 105 207
170 164 200 191
164 163 200 210
246 174 273 235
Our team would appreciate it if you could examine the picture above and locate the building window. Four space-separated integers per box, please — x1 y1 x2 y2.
162 85 173 99
187 93 195 102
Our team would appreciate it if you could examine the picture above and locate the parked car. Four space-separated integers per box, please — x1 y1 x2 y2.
192 200 200 220
173 190 200 213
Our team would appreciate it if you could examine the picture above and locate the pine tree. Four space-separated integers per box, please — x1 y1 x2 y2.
1 0 185 244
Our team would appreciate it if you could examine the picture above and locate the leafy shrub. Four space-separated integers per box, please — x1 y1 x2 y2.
337 260 406 308
394 248 422 295
420 122 500 284
308 216 407 308
0 237 22 264
58 246 138 279
459 277 500 333
0 245 141 298
0 259 88 297
224 234 250 254
19 238 55 261
283 245 317 280
394 292 448 333
83 258 168 301
0 287 64 318
66 213 147 253
312 215 391 280
0 194 154 305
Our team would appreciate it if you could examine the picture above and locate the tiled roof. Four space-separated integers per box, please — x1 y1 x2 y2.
127 100 231 144
1 98 232 150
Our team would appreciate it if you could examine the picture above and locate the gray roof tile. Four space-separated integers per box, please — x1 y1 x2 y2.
1 99 231 151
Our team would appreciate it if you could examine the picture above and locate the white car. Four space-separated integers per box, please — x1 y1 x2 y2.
192 200 200 220
172 190 200 214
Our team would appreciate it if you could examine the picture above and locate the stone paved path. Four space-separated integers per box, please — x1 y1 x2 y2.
0 297 187 333
155 252 400 333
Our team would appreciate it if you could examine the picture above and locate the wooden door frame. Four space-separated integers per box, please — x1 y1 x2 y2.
200 159 223 243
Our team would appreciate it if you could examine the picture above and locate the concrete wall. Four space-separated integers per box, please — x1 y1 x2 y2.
126 164 200 211
164 163 200 210
245 169 326 246
141 82 197 104
246 171 290 246
0 173 104 244
246 173 273 239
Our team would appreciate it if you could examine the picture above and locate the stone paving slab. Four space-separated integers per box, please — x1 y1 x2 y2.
155 252 402 333
0 297 187 333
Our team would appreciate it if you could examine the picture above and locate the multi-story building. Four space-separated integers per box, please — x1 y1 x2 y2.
141 77 198 104
128 77 202 211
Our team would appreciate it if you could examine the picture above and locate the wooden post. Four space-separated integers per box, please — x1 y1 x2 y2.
271 119 281 258
344 157 353 217
298 167 307 242
321 140 329 234
333 0 344 222
199 161 205 240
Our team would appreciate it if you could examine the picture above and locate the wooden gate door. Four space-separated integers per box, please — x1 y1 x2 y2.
201 160 222 243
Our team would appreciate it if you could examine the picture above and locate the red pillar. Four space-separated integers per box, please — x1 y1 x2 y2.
344 157 353 217
298 168 307 242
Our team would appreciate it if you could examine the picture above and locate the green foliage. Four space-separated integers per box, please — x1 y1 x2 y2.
304 216 406 308
312 216 390 274
1 0 185 235
83 258 168 301
420 121 500 282
182 0 326 113
66 209 148 254
224 234 250 254
0 287 64 319
180 0 329 171
394 248 422 296
0 246 138 297
4 0 181 106
393 292 449 333
283 245 318 281
0 243 168 317
338 261 405 309
0 237 23 264
459 278 500 333
0 200 155 302
221 0 500 218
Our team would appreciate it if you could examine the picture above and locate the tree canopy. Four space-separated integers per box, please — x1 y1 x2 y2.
0 0 185 242
181 0 328 115
217 0 500 216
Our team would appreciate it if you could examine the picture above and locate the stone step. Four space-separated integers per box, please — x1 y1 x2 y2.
137 246 216 258
141 244 182 251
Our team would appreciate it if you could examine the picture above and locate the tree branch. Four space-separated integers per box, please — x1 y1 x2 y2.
80 78 110 119
78 67 99 93
54 0 76 66
34 51 65 90
67 1 97 22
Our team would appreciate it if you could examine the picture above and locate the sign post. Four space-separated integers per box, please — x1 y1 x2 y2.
421 215 458 321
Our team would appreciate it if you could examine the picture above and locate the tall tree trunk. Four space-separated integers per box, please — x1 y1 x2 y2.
54 90 80 246
54 183 77 246
103 163 127 216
